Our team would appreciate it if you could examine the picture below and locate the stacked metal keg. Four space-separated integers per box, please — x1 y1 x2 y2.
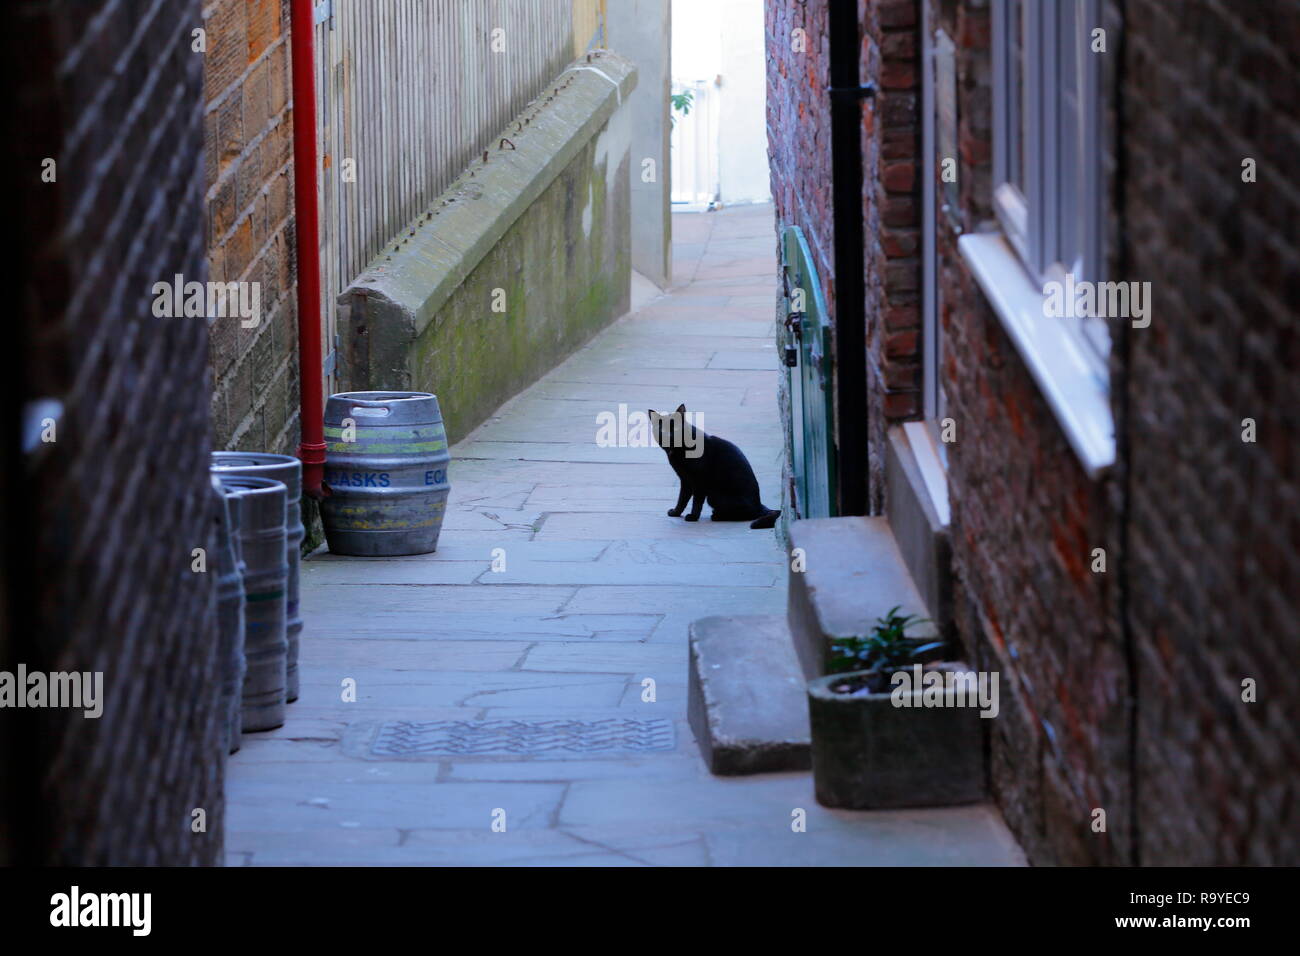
211 464 293 733
210 476 246 753
211 453 304 701
207 390 450 745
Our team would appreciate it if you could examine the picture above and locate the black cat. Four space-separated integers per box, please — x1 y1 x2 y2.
649 404 780 530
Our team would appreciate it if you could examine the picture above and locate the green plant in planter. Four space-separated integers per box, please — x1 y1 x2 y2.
828 606 944 677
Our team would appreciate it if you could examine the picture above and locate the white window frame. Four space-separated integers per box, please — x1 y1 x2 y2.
963 0 1114 476
993 0 1107 367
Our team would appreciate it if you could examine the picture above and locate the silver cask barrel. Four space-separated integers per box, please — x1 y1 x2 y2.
320 391 451 556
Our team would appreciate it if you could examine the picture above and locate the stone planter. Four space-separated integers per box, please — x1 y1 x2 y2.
808 663 987 809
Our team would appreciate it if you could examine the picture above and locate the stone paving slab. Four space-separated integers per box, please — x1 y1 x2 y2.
300 639 530 671
520 641 687 674
480 560 779 587
527 381 749 404
598 332 776 352
229 780 563 831
563 584 788 617
490 396 781 429
596 537 786 565
442 755 705 782
537 367 777 389
302 561 487 586
225 206 1024 866
306 612 662 643
524 486 694 510
295 669 631 709
453 440 664 464
702 808 1026 867
305 539 609 563
449 458 668 485
709 349 780 370
535 512 785 540
303 583 574 616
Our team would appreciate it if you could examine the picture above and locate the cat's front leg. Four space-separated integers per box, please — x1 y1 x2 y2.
684 491 705 522
667 480 691 517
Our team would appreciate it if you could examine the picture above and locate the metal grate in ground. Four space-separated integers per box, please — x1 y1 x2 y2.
367 718 676 758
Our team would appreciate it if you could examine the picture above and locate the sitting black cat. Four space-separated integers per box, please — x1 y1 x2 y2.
649 404 781 530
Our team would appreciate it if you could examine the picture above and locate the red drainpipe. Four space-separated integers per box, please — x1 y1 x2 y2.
289 0 327 499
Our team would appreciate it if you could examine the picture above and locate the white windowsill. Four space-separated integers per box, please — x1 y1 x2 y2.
902 421 951 528
958 232 1116 478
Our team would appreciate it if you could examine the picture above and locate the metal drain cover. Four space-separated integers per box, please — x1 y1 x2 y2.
365 718 676 758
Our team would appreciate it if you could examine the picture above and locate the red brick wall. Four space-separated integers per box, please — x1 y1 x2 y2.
766 0 835 316
864 0 924 513
932 0 1299 867
204 0 298 454
768 0 923 515
766 0 834 523
929 0 1129 865
1121 0 1300 865
767 0 1298 864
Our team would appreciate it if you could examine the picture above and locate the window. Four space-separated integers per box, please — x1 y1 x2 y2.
992 0 1107 368
960 0 1114 476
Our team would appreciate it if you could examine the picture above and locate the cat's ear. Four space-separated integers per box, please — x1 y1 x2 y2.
675 403 687 416
647 409 657 421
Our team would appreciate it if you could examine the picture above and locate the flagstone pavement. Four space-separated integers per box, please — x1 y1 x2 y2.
224 203 1026 866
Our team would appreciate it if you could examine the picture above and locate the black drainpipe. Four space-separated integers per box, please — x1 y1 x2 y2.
827 0 874 516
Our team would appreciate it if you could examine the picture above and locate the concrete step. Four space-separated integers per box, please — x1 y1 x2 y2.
787 516 939 680
687 615 811 775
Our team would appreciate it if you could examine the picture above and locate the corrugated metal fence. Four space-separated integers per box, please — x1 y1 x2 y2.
313 0 604 389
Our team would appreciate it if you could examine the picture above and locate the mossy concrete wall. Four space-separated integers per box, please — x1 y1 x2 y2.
340 52 637 444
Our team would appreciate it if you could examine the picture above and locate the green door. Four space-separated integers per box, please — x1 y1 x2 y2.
781 226 837 520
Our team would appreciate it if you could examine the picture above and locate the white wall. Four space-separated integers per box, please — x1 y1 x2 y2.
607 0 673 287
671 0 770 205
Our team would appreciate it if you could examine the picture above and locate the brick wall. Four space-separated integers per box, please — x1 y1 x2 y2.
766 0 835 315
928 0 1129 865
1121 0 1300 865
767 0 1298 864
766 0 833 525
767 0 923 516
864 0 924 514
11 0 224 864
204 0 299 454
932 0 1299 867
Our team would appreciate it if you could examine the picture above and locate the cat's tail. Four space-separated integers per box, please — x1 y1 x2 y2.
749 508 780 530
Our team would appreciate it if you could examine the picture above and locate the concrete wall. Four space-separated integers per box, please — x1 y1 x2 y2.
765 0 835 312
340 53 637 445
204 0 299 455
717 0 772 204
607 0 673 287
10 0 225 865
676 0 771 205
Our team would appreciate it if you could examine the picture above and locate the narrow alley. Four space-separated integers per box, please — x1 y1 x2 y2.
224 206 1024 866
12 0 1295 895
